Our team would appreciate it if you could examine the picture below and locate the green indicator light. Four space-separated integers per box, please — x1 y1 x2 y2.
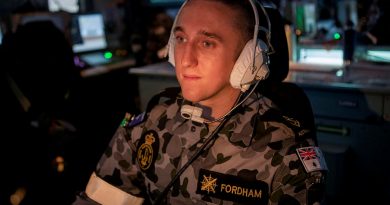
104 52 113 59
333 32 341 40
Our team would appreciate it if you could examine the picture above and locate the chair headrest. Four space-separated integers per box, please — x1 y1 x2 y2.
261 6 289 83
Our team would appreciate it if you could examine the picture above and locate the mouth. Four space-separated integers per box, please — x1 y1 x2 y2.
183 74 201 80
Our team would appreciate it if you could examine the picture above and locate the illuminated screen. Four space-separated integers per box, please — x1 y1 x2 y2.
295 3 316 35
149 0 184 6
0 26 3 45
71 13 107 53
299 48 343 66
366 50 390 63
48 0 79 13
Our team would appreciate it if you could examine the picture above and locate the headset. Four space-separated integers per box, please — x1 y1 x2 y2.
166 0 274 123
167 0 273 92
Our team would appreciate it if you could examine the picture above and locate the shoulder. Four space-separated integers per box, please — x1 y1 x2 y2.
255 91 317 144
121 87 182 129
253 92 326 167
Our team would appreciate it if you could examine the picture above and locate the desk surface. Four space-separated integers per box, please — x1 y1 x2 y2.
288 62 390 93
129 61 390 93
81 58 136 78
129 62 176 77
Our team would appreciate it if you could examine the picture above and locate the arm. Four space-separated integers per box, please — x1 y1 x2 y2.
269 137 327 205
73 126 146 205
365 31 378 45
262 106 327 205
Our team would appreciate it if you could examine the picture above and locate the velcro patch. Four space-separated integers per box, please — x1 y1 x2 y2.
136 130 159 171
196 169 269 205
296 146 328 173
121 112 146 128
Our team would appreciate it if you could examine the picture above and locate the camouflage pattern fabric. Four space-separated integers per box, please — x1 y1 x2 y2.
75 90 326 205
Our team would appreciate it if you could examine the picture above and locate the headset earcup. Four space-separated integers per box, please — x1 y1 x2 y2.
167 35 175 66
230 39 269 91
230 39 257 89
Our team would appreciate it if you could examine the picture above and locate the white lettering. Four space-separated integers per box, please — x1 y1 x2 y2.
232 186 237 194
237 186 242 195
248 189 253 197
242 187 248 196
254 189 262 198
220 184 262 198
225 184 231 192
221 184 226 192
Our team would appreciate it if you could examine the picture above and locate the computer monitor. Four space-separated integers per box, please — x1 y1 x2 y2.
148 0 184 6
337 0 358 28
71 13 107 53
48 0 79 13
0 25 3 45
366 49 390 63
294 2 316 36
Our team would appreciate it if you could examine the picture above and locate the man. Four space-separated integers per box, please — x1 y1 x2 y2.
73 0 327 204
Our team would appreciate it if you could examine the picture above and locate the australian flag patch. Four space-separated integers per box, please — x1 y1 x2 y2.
296 146 328 173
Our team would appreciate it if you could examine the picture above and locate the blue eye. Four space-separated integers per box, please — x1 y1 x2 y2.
175 36 186 44
202 41 214 48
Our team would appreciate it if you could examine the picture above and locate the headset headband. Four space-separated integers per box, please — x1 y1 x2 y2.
166 0 273 58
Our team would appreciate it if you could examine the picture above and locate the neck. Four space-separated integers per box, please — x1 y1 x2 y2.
199 88 241 122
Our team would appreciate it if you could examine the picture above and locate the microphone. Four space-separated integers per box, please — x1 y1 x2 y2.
180 104 205 123
180 78 261 124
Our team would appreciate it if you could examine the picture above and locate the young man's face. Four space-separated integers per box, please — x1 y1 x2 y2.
173 0 246 106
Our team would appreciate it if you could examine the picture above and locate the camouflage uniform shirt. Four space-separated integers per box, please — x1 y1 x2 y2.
75 90 326 205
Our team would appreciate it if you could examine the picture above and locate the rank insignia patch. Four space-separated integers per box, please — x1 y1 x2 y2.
137 130 159 171
121 112 146 128
201 174 218 194
296 146 328 173
196 169 269 205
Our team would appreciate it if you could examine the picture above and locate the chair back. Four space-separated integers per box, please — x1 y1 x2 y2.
258 5 317 142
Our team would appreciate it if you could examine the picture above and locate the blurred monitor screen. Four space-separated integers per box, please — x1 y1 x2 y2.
294 3 316 36
337 0 358 28
366 50 390 63
149 0 184 6
166 8 180 19
0 26 3 45
298 48 343 66
71 13 107 53
48 0 79 13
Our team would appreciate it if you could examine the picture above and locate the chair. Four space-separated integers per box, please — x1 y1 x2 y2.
256 4 317 143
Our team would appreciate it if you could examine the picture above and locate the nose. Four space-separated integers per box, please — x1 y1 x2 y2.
177 42 197 68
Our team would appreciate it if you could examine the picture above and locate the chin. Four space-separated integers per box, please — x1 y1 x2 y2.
182 94 200 103
182 90 203 103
